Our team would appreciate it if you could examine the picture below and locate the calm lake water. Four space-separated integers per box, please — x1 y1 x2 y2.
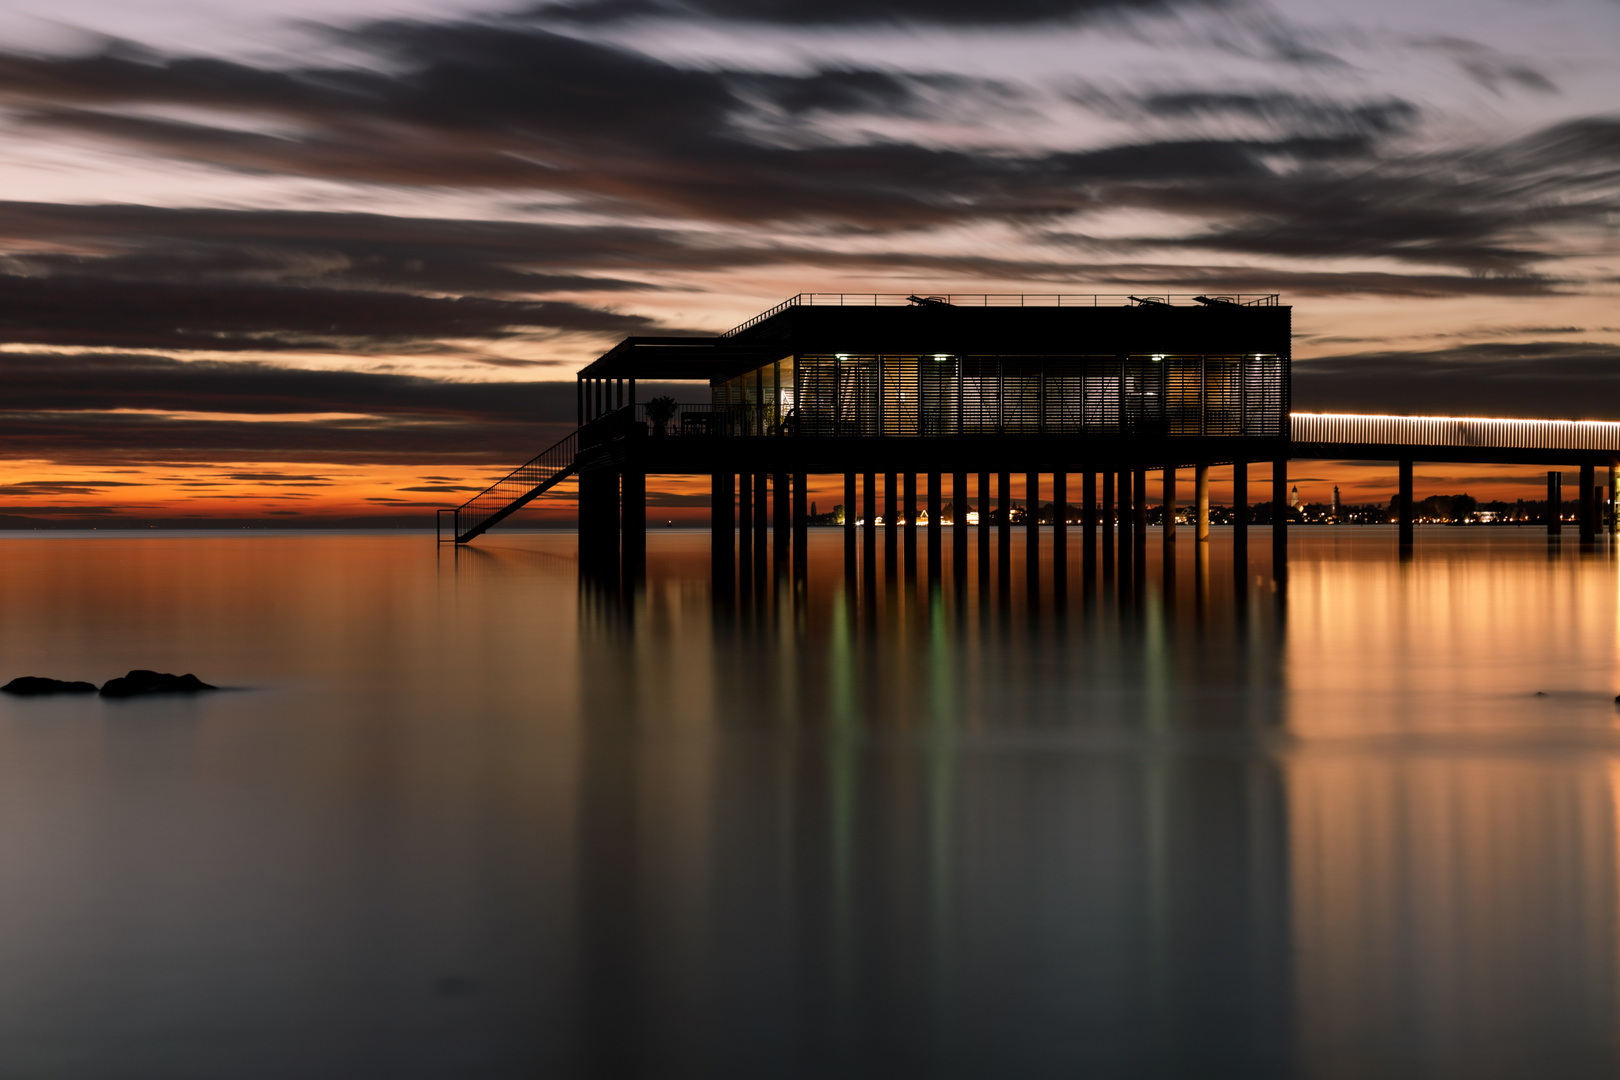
0 527 1617 1078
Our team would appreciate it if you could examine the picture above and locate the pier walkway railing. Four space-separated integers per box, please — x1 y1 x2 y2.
1291 413 1620 453
443 408 1620 545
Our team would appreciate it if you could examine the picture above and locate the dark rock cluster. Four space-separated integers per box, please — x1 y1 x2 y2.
99 671 217 698
2 670 218 698
1 676 98 695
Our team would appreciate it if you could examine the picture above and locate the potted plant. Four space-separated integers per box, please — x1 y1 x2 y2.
646 396 677 436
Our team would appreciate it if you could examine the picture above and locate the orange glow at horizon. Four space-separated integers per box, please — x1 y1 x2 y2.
0 458 1584 525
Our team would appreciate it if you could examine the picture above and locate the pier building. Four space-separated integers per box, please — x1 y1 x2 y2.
439 292 1620 588
441 292 1292 588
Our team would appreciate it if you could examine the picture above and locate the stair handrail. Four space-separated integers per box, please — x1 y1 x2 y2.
445 406 632 543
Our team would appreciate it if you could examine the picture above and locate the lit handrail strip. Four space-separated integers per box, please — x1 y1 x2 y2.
1290 412 1620 452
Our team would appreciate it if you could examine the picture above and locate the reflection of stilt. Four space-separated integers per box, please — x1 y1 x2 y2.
1195 463 1210 543
928 471 943 582
621 466 645 589
773 471 789 583
738 468 753 592
1025 471 1040 606
1132 467 1148 605
792 471 808 585
1399 459 1413 559
1163 466 1177 547
842 472 855 584
1233 461 1248 584
904 471 918 582
711 470 733 601
863 472 878 606
1195 529 1209 623
977 471 991 589
952 470 968 583
1053 470 1068 609
1547 470 1562 538
1082 469 1097 605
997 472 1011 601
1580 463 1595 546
884 472 898 579
1101 470 1115 578
753 472 768 592
1194 463 1209 623
1272 458 1288 588
1118 467 1134 606
1162 521 1176 610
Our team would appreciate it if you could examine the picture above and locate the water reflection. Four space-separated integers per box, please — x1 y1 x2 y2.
562 527 1620 1076
0 529 1614 1076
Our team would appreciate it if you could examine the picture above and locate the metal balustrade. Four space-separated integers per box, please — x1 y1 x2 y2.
723 292 1281 337
443 407 1620 546
1290 413 1620 452
438 407 629 544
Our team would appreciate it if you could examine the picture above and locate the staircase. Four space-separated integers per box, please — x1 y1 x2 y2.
437 407 628 544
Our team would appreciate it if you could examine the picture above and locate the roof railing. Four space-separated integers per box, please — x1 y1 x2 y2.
721 292 1281 336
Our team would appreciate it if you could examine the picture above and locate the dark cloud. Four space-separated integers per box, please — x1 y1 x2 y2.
0 408 580 468
0 480 146 496
0 14 1598 301
1410 37 1558 96
0 201 696 289
1062 263 1562 296
221 472 331 481
0 273 654 351
0 24 1401 230
0 351 590 466
542 0 1215 25
1065 116 1620 275
0 19 1600 286
0 351 580 420
1295 342 1620 419
734 70 1010 118
1128 91 1420 136
0 362 723 485
0 505 123 516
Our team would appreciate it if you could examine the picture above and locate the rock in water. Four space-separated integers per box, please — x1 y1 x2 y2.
99 670 218 698
2 676 99 696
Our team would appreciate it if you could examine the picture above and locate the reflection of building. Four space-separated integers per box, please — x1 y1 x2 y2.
1282 553 1620 1071
1285 754 1619 1068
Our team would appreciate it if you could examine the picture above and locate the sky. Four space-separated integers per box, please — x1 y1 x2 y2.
0 0 1615 524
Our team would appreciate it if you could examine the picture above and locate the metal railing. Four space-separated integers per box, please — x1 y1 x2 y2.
1290 413 1620 452
723 292 1281 337
439 407 630 544
638 402 790 437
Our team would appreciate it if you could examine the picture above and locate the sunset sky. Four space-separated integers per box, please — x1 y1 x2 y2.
0 0 1615 524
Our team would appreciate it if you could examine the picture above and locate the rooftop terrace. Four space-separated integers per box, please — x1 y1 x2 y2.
723 292 1283 337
